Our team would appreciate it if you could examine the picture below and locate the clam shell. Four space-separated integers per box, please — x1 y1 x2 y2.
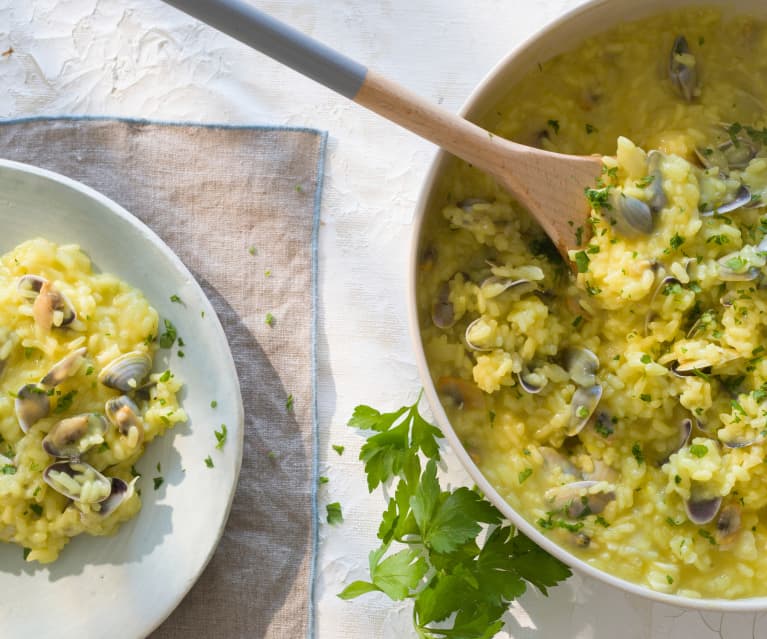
40 347 87 388
17 275 46 299
517 367 547 394
105 395 145 448
685 493 722 525
562 347 599 388
479 276 536 299
98 351 152 392
646 151 667 213
464 317 493 352
42 413 107 459
545 480 615 518
93 477 138 517
669 35 697 102
43 461 111 504
431 281 455 329
700 184 752 216
611 191 654 236
437 376 484 411
567 384 602 436
715 503 741 546
15 383 50 433
31 280 76 330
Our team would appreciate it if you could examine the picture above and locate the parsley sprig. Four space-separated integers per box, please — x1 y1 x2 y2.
339 395 571 638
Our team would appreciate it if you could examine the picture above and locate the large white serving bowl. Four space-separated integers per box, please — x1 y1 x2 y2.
409 0 767 612
0 159 244 637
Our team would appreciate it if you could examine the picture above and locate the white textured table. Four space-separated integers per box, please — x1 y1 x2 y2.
3 0 767 637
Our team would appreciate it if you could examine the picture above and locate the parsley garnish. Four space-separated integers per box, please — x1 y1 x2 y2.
153 477 164 490
286 394 294 411
340 396 571 637
170 294 182 304
29 503 42 517
547 119 560 134
699 529 717 545
574 251 590 273
326 502 343 525
248 246 257 256
53 390 77 414
215 424 228 449
319 476 329 485
584 186 612 210
210 400 218 408
332 444 345 456
585 123 597 134
23 548 30 560
265 312 275 327
2 464 16 475
640 354 651 364
631 443 644 464
159 319 177 348
518 468 533 484
670 233 685 249
635 175 655 188
204 455 214 468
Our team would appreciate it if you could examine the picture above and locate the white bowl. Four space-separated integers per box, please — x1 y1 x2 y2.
408 0 767 612
0 159 244 637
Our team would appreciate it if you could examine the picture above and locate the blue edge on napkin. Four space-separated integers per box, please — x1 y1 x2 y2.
0 115 327 639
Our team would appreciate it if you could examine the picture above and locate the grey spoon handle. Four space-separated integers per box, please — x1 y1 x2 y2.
160 0 604 256
161 0 367 98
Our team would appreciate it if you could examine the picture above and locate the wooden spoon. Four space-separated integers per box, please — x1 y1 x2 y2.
162 0 604 256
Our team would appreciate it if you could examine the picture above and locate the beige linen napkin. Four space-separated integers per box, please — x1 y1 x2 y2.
0 117 325 638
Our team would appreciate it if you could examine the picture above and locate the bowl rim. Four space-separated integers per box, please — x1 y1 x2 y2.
0 157 245 634
407 0 767 611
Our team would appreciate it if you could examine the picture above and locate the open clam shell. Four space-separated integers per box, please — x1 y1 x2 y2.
685 492 722 525
28 279 76 330
517 366 547 394
700 184 753 216
92 477 138 517
43 461 112 504
105 395 145 448
15 383 50 433
646 151 667 213
98 351 152 392
669 35 697 102
562 347 599 388
567 384 602 436
40 347 87 388
431 281 455 329
42 413 108 459
611 191 654 236
545 480 615 518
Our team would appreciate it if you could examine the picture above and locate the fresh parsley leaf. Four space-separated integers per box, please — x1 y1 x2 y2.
332 444 345 456
53 390 77 414
159 319 177 348
286 394 294 411
1 464 16 475
574 250 590 273
153 477 164 490
690 444 708 458
204 455 214 468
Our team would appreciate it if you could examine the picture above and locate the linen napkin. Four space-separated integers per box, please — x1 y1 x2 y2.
0 117 326 639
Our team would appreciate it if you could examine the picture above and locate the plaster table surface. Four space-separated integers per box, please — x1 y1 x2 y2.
2 1 767 637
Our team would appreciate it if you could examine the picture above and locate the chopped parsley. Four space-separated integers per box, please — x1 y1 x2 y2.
332 444 345 456
53 390 77 414
1 464 16 475
584 186 612 210
666 575 674 584
594 516 610 528
265 312 275 327
29 503 43 517
689 444 708 458
153 477 164 490
170 294 182 304
210 400 218 408
574 251 590 273
547 119 560 134
707 232 731 245
159 319 178 348
698 529 717 545
286 394 294 411
572 315 584 328
23 548 30 560
640 354 651 364
669 233 685 249
204 455 214 468
159 369 172 383
326 501 343 525
635 174 655 188
639 393 652 402
85 365 94 376
319 476 329 485
518 468 533 484
631 442 644 464
215 424 228 450
585 123 597 134
248 245 257 256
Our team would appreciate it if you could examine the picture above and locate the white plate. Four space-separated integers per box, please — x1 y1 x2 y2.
0 159 244 638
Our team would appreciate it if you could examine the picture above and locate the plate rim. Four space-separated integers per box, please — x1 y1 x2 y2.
0 157 246 635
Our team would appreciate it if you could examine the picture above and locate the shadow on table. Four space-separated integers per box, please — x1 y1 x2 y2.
152 273 311 639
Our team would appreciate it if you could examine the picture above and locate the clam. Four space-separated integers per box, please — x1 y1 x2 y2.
437 376 484 410
685 484 722 525
43 461 111 504
539 446 579 477
583 459 619 483
545 480 615 518
645 275 683 336
670 349 742 377
720 428 764 449
40 347 87 388
98 351 152 392
659 418 693 465
567 384 602 436
105 395 144 448
479 276 536 299
562 347 599 387
90 477 138 517
458 198 489 212
715 503 741 546
15 383 50 433
669 35 697 101
42 413 108 459
646 151 667 213
464 317 493 352
431 281 455 329
717 251 761 282
517 366 547 394
686 309 716 338
700 184 753 216
610 191 654 236
17 275 46 299
30 279 76 330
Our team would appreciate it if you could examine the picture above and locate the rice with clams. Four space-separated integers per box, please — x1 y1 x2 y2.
0 238 185 563
419 9 767 598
